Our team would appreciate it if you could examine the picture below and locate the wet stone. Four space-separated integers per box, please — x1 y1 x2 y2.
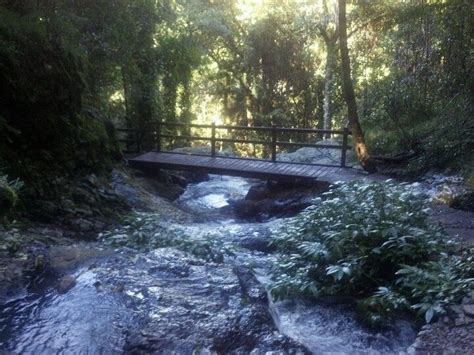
238 235 276 253
462 305 474 317
96 248 307 354
57 275 76 294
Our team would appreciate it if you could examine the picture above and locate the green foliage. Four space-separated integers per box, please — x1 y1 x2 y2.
2 1 471 173
363 76 473 173
269 181 474 327
0 6 121 188
359 0 473 173
0 172 23 216
75 114 121 172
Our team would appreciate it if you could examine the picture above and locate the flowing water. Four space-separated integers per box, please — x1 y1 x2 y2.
0 175 416 354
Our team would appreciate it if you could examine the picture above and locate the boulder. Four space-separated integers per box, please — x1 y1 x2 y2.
463 305 474 317
57 275 76 294
232 181 330 221
450 191 474 212
277 139 355 166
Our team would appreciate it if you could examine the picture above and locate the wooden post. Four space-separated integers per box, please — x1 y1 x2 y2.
271 124 277 162
341 127 349 167
211 122 216 157
156 120 161 152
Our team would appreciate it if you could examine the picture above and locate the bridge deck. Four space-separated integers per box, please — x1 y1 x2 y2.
129 152 366 183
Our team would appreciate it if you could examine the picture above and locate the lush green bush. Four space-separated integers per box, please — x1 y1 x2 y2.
269 181 474 327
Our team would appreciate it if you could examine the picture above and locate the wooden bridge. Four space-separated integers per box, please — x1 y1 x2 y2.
119 121 364 182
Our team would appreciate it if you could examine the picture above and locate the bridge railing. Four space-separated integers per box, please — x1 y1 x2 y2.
117 121 352 167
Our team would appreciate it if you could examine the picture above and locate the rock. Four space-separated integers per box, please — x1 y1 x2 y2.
151 182 185 200
238 235 276 253
72 186 97 205
71 218 95 232
57 275 76 294
85 174 99 187
237 182 329 221
246 185 272 201
429 204 474 244
411 318 474 354
232 199 259 219
451 191 474 212
455 316 469 327
111 169 182 208
232 180 329 221
61 198 75 212
35 200 60 218
94 221 106 230
34 255 45 270
462 305 474 317
233 265 268 302
277 140 355 166
450 305 463 314
170 170 209 185
100 248 308 354
74 206 94 217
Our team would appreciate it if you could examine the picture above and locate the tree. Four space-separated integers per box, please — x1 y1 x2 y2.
338 0 376 173
318 0 339 136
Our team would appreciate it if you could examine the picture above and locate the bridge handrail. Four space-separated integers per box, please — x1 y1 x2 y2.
121 121 348 135
118 121 352 167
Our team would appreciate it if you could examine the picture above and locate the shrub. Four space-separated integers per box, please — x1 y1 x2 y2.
269 180 474 327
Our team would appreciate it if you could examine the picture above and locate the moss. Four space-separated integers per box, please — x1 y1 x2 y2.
0 185 17 215
75 114 121 173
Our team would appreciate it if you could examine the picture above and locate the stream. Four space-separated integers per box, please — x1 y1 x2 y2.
0 175 417 354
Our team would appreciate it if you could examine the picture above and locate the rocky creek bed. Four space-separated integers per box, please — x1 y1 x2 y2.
0 168 473 354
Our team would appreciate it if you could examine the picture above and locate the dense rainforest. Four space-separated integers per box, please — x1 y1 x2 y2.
1 0 472 185
0 0 473 353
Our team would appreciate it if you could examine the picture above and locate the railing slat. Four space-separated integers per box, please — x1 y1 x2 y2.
276 141 351 150
216 137 269 145
159 134 213 141
153 121 350 135
277 127 349 135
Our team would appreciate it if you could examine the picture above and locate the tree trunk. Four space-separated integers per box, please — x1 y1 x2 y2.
323 40 336 137
121 64 138 151
121 65 133 128
338 0 376 173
